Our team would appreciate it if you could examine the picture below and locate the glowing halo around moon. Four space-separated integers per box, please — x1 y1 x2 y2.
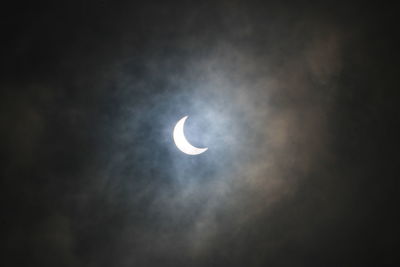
173 116 208 155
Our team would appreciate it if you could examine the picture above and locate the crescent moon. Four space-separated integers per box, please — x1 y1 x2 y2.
173 116 208 155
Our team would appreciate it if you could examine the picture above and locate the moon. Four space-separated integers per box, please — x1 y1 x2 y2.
173 116 208 155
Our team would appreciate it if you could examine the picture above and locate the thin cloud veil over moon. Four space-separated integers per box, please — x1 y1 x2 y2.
173 116 208 155
1 1 397 267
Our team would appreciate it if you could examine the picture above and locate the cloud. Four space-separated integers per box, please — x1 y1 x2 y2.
2 2 364 266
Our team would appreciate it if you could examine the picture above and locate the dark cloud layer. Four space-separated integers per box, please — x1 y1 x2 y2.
1 1 398 266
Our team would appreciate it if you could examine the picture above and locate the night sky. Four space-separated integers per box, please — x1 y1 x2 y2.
1 1 398 266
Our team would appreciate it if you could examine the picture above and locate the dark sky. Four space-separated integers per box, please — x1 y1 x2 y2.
1 1 398 266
